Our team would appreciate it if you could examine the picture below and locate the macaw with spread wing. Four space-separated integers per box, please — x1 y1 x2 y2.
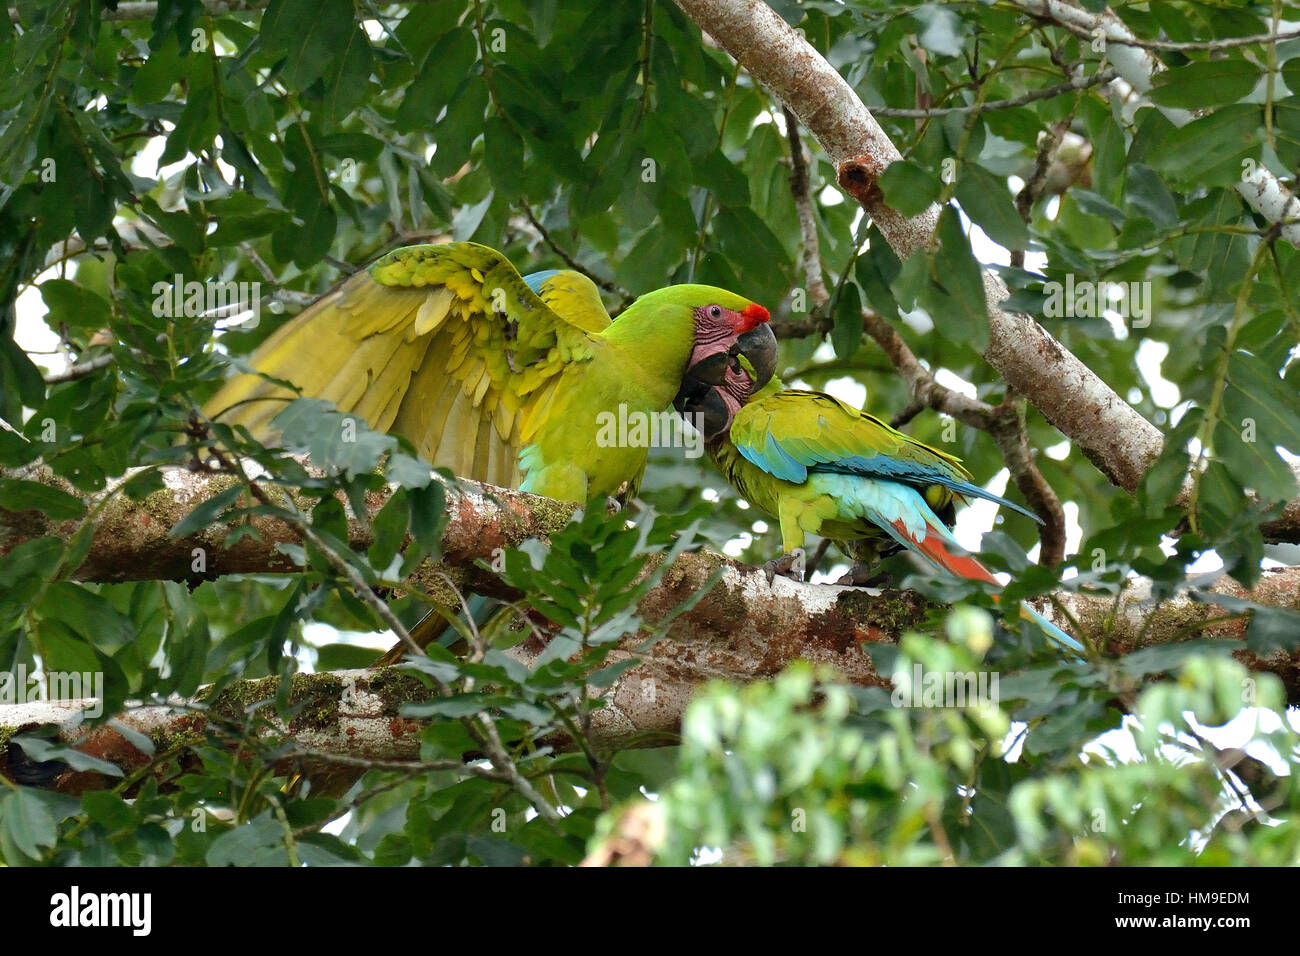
204 241 777 502
675 349 1083 655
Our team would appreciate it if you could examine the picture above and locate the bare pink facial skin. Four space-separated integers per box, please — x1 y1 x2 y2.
686 302 770 375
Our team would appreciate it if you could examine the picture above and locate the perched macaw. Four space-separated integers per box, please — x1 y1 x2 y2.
204 241 776 502
675 352 1083 654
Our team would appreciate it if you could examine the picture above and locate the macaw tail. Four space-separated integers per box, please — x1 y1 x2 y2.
1016 602 1085 655
893 519 1000 586
887 519 1084 656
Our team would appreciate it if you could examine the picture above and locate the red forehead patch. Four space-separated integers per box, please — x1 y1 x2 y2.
736 303 770 332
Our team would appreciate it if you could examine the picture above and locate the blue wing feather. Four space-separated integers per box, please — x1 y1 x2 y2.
522 269 562 294
735 434 1043 524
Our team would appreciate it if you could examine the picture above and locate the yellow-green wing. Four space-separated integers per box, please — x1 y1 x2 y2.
523 268 612 334
203 242 604 487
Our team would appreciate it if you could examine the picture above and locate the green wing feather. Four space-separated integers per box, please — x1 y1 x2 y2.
528 269 612 334
729 386 973 486
203 242 605 488
727 384 1040 522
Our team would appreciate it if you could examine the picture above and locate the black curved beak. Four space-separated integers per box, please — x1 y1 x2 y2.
735 324 777 390
673 323 777 442
673 382 733 442
681 323 779 389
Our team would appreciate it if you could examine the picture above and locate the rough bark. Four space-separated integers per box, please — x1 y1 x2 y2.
3 460 1300 794
4 555 1299 794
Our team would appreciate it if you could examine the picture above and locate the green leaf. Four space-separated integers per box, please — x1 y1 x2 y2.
483 115 525 199
1149 104 1260 189
35 582 135 652
12 737 124 778
854 230 902 320
320 26 373 124
955 163 1028 250
0 479 85 519
1 788 57 859
315 643 386 669
169 484 244 540
206 815 290 866
409 479 446 558
913 5 965 57
831 281 863 358
712 206 791 307
402 693 492 718
369 487 409 571
39 279 111 331
272 399 397 478
1150 57 1261 109
921 205 989 352
878 160 941 218
261 0 356 90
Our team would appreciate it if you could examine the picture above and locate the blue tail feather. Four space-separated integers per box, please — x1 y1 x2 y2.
1018 601 1085 656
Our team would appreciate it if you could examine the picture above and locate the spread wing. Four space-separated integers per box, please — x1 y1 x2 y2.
203 243 610 488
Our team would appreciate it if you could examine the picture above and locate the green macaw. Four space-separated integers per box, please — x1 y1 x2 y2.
675 350 1083 654
204 241 776 502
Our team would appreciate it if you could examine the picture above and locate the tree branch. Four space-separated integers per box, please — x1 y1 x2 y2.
4 458 1300 792
870 67 1117 117
519 204 630 302
42 353 114 385
782 105 830 313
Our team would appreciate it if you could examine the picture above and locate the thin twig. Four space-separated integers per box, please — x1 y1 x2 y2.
803 537 833 578
889 398 925 430
1019 7 1300 53
43 353 114 384
1011 121 1068 269
783 105 830 312
519 204 629 301
871 67 1116 117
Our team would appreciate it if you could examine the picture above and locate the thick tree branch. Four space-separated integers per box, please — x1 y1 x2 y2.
4 460 1299 656
4 563 1300 794
4 459 1300 792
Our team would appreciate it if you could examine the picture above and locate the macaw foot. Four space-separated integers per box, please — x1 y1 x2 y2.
605 481 632 514
835 563 888 587
763 552 804 584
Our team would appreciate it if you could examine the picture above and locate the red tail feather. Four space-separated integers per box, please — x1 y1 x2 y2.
891 520 999 585
890 521 1083 653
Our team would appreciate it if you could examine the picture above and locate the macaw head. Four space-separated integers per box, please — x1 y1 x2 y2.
673 322 778 441
606 284 777 424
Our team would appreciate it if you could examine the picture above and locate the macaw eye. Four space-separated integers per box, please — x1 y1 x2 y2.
708 305 722 319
